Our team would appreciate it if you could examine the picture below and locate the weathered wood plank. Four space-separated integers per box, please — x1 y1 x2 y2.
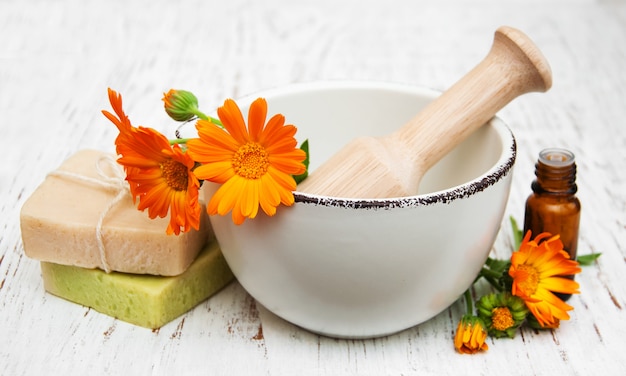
1 0 625 375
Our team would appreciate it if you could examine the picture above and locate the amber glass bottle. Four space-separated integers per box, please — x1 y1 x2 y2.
523 148 581 301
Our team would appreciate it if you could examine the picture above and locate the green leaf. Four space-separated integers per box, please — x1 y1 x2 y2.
477 258 511 291
577 253 602 266
509 216 523 250
485 257 510 274
293 139 310 185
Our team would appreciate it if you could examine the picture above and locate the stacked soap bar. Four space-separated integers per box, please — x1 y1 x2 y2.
21 149 210 276
21 149 234 328
41 241 234 329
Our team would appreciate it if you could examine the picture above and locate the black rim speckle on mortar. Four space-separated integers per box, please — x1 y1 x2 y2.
293 128 516 210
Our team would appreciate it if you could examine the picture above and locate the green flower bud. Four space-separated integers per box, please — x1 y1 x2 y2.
476 292 529 339
162 89 200 122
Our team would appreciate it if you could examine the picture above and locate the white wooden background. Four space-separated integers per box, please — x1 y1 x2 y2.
1 0 625 375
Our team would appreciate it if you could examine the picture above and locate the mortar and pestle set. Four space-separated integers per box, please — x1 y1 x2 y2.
205 26 552 338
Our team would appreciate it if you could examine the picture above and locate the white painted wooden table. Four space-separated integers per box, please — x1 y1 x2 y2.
2 0 625 374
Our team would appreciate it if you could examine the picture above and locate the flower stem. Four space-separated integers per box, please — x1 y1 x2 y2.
483 275 504 292
479 267 505 292
191 108 223 127
209 117 224 127
480 267 504 280
464 289 474 316
169 138 191 145
190 108 208 121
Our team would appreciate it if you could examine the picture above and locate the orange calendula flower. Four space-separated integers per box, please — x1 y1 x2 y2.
187 97 307 225
102 88 201 235
508 231 582 328
454 315 489 354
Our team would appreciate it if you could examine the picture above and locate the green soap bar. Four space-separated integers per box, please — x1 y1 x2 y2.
41 241 234 329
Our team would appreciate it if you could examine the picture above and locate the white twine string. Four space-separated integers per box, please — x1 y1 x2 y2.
48 155 130 273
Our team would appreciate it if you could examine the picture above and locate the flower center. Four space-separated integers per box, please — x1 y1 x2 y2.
161 159 189 191
232 142 270 179
491 307 515 331
517 264 540 296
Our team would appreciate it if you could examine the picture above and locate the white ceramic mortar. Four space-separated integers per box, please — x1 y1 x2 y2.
204 81 515 338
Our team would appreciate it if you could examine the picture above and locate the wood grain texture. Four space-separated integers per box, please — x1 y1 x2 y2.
1 0 625 375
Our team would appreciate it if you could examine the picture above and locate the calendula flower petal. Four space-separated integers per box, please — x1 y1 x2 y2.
268 165 298 191
192 121 240 154
193 161 236 184
217 99 249 145
103 88 132 133
540 277 581 294
212 178 243 216
240 179 260 219
259 178 280 217
261 129 296 151
269 150 308 175
247 98 267 141
258 113 287 144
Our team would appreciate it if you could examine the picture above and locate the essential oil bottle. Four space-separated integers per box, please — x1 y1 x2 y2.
523 148 581 301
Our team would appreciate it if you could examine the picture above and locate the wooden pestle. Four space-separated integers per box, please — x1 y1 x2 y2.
297 26 552 198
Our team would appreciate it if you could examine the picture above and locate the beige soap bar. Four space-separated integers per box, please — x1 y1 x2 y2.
41 241 234 329
21 149 212 276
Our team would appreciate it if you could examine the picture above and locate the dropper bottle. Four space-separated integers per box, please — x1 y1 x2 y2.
523 148 581 301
